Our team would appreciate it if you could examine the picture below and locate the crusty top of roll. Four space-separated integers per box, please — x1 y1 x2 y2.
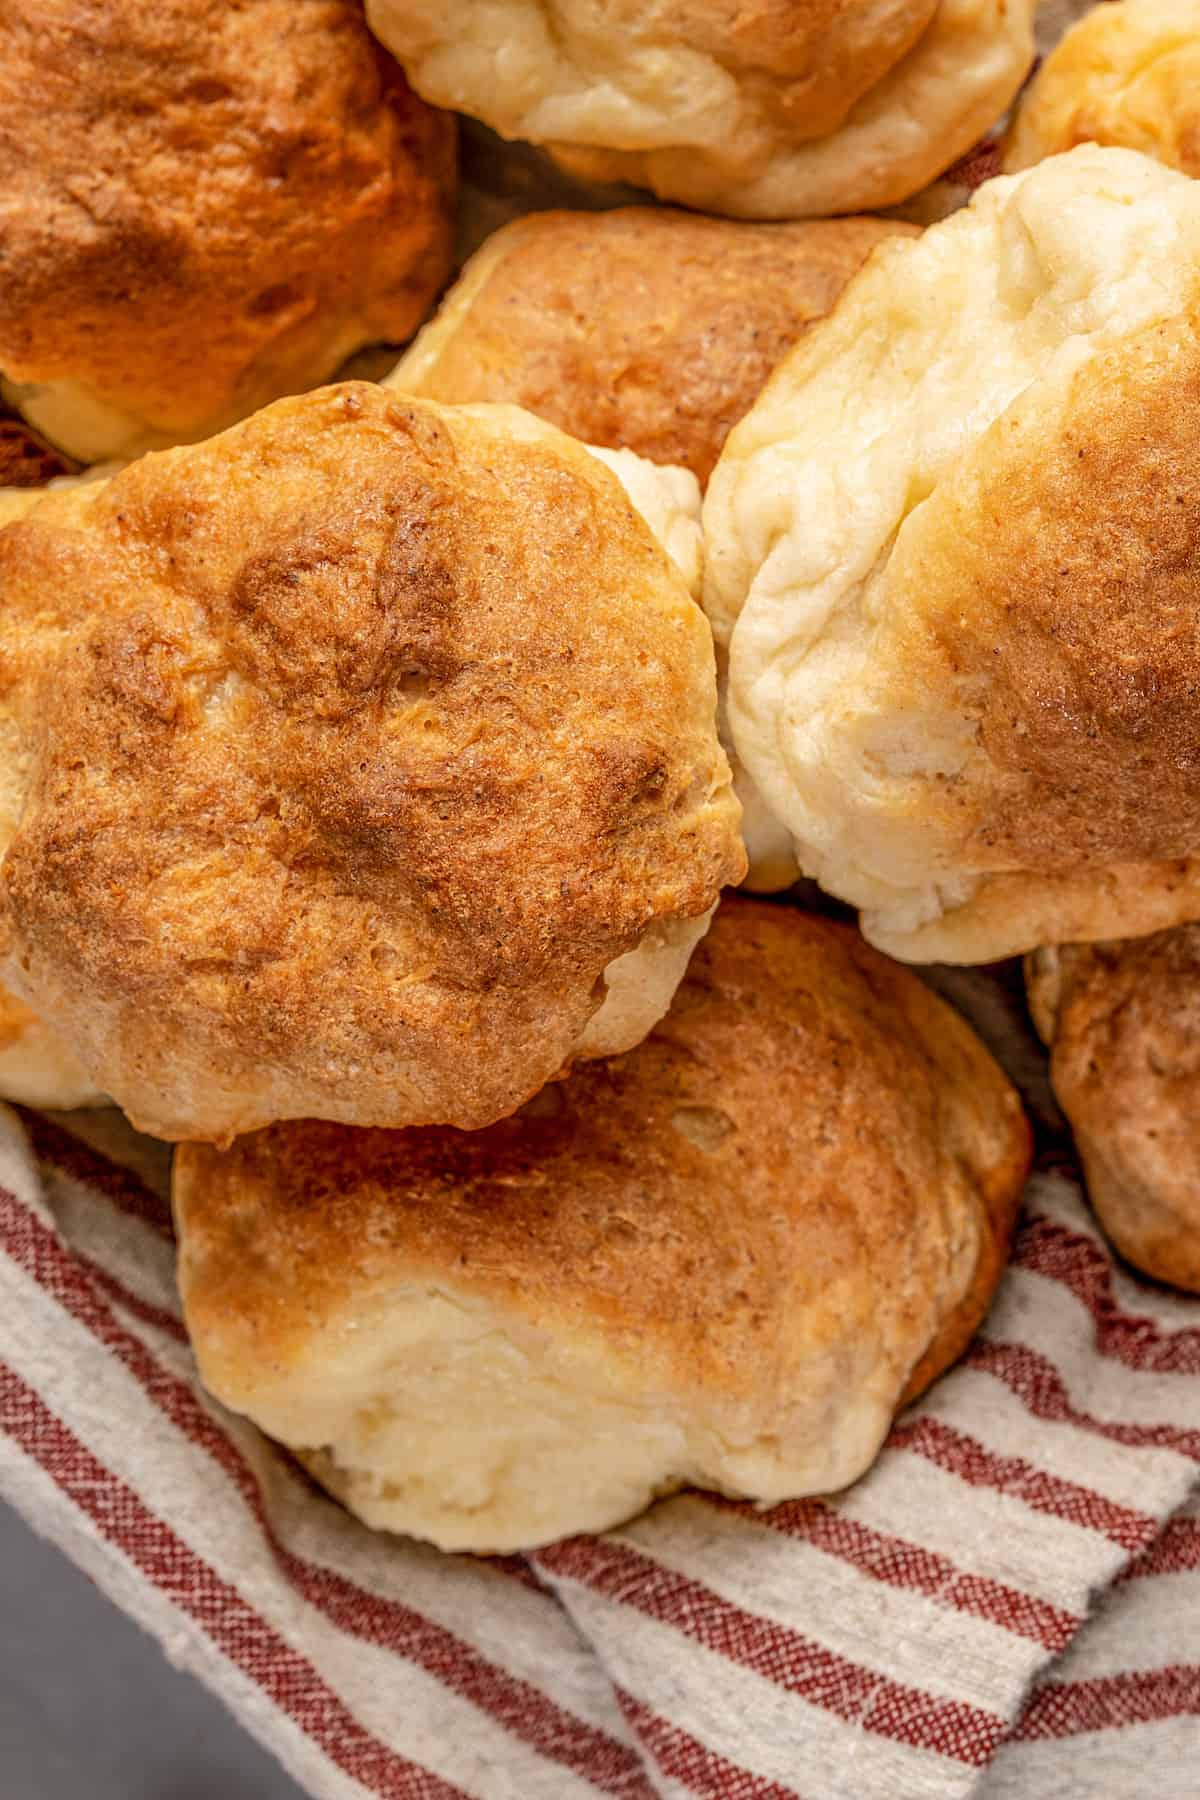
0 384 742 1142
706 145 1200 964
388 208 917 485
175 899 1030 1550
1006 0 1200 178
0 0 455 460
366 0 1034 218
1028 925 1200 1291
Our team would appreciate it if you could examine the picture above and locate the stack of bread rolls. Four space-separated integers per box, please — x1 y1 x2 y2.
6 0 1200 1554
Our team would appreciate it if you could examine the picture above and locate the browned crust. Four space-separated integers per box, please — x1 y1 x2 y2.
175 899 1030 1417
0 384 742 1140
0 0 456 440
889 305 1200 881
1028 927 1200 1292
396 208 918 483
899 1118 1029 1405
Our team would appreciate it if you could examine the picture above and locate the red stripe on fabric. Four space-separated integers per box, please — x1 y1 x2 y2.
965 1340 1200 1462
1016 1667 1200 1740
18 1108 173 1239
537 1537 1007 1767
1014 1217 1200 1375
616 1689 809 1800
711 1495 1076 1653
942 140 1002 190
84 1257 188 1344
0 1190 654 1800
1119 1514 1200 1585
0 1365 470 1800
889 1417 1156 1552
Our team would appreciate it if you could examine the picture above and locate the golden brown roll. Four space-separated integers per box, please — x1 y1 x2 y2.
366 0 1035 219
0 0 456 463
1028 928 1200 1292
1006 0 1200 177
0 384 743 1142
175 898 1031 1553
706 144 1200 965
387 208 918 486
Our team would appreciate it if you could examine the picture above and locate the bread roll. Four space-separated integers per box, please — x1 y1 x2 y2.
1006 0 1200 177
175 899 1030 1553
1028 929 1200 1293
0 0 455 462
0 475 104 1107
388 208 917 485
366 0 1034 219
706 146 1200 964
0 384 742 1142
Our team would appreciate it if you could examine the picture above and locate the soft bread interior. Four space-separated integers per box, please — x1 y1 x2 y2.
0 986 106 1110
580 907 715 1059
1 376 157 465
194 1272 899 1554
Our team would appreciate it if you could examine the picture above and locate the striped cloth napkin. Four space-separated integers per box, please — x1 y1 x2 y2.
3 982 1200 1800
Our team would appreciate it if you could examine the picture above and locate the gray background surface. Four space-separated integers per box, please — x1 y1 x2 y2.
0 1498 305 1800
